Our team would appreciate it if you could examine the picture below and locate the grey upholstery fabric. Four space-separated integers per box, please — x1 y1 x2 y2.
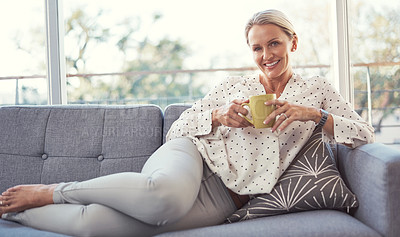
0 107 49 157
163 104 191 143
337 143 400 237
157 210 381 237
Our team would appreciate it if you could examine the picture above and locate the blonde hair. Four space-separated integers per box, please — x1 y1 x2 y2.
245 9 296 45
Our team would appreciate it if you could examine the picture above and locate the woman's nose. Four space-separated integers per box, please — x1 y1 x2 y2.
262 49 273 60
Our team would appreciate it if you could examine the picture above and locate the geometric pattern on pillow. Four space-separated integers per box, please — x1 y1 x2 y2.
225 126 358 223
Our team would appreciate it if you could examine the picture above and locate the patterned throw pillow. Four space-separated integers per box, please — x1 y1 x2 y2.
225 127 358 223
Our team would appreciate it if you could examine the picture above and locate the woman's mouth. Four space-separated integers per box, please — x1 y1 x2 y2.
264 60 280 69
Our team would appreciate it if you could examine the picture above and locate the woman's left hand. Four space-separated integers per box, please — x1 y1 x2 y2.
263 100 320 132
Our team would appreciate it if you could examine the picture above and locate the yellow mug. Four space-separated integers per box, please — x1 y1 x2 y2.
241 94 276 128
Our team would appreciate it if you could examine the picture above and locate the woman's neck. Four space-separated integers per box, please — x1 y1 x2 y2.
259 72 293 96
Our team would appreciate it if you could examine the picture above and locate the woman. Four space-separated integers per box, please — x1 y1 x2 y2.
0 9 374 237
167 9 374 196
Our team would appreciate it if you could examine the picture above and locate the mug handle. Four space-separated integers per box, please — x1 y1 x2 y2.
241 103 253 125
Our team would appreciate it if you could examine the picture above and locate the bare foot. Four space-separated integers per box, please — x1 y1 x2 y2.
0 184 58 217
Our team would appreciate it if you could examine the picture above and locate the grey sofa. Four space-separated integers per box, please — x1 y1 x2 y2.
0 105 399 237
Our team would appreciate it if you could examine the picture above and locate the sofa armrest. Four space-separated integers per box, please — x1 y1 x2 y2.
337 143 400 237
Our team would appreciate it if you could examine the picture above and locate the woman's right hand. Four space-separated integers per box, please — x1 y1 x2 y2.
212 99 252 128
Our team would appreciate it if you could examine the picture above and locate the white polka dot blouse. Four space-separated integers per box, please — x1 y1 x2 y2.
166 74 375 195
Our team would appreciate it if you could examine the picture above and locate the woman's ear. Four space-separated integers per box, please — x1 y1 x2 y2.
291 34 298 52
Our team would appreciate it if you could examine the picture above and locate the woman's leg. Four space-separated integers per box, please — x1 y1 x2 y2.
2 204 158 237
53 137 203 225
2 163 237 237
1 137 203 226
160 162 238 232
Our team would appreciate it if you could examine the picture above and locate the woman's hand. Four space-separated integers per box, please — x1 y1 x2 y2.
263 100 321 132
212 99 253 128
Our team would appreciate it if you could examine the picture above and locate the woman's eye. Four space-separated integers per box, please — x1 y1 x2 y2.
253 47 262 52
270 42 279 47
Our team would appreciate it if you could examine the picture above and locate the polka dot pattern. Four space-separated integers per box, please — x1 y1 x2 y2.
166 74 375 195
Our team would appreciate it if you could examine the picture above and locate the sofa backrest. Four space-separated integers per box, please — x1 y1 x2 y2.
0 105 163 193
163 104 191 143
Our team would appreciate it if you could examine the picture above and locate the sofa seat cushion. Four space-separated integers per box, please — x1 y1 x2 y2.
156 210 381 237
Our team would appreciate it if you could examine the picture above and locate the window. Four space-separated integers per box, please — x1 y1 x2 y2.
349 0 400 149
63 0 333 108
0 1 47 105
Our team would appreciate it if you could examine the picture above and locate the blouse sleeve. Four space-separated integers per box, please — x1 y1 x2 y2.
166 77 233 141
320 77 375 148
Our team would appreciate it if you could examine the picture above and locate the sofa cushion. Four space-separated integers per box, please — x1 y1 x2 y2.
156 210 381 237
226 126 358 223
163 104 191 143
0 105 163 192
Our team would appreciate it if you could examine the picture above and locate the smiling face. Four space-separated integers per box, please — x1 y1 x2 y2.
248 24 297 82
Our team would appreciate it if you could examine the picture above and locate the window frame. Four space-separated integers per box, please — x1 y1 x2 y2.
45 0 67 104
332 0 353 105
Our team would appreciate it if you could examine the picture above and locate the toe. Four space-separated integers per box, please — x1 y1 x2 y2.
1 199 11 206
0 195 14 207
6 185 22 193
3 185 25 196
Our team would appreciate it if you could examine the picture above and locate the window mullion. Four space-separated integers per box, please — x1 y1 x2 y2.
332 0 353 106
45 0 67 105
